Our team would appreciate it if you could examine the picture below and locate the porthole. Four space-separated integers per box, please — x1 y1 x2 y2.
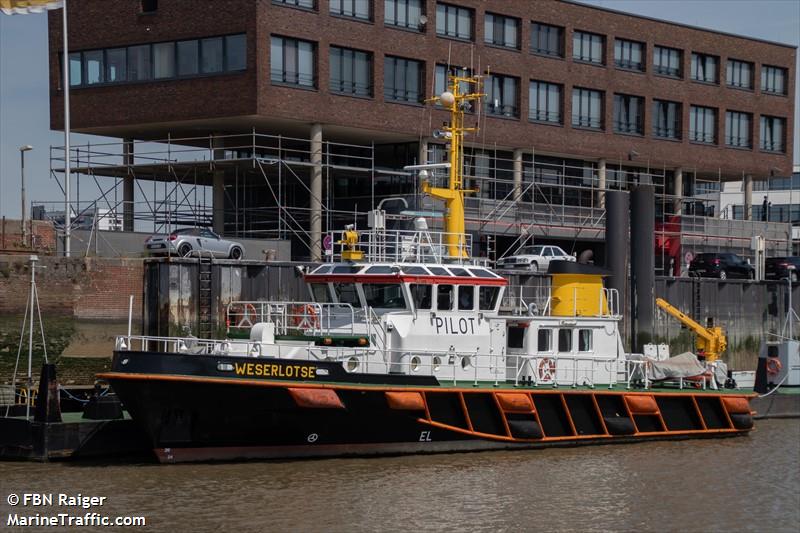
461 356 471 369
433 356 442 371
346 357 359 372
411 356 421 372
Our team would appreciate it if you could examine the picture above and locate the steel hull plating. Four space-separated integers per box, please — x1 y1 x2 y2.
102 352 755 464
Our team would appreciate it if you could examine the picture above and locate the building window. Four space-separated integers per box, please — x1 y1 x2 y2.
153 42 175 79
200 37 224 74
384 56 423 103
330 0 371 20
273 0 315 9
614 39 643 71
434 64 472 101
141 0 157 13
485 12 519 49
652 100 681 139
177 40 199 76
530 22 563 57
573 31 603 64
726 59 753 89
270 36 316 87
384 0 423 31
330 46 372 97
691 52 718 83
83 50 104 85
485 74 519 117
613 94 643 135
128 44 152 81
225 34 247 71
105 48 127 83
571 87 603 129
529 80 561 124
689 105 716 144
653 45 681 77
436 2 473 41
761 65 787 95
725 111 752 148
760 116 785 152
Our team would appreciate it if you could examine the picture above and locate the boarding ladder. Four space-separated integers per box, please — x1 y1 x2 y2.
197 258 214 338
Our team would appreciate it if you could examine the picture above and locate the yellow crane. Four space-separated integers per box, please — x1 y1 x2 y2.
655 298 727 362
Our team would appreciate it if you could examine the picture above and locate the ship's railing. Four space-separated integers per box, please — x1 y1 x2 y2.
326 228 480 265
226 301 357 337
500 285 619 318
115 334 655 389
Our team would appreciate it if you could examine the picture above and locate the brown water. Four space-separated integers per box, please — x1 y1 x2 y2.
1 420 798 532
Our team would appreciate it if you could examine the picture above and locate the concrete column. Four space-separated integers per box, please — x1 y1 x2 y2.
597 159 607 209
512 149 523 202
743 174 753 221
122 138 134 232
310 124 323 262
673 167 683 215
211 135 225 234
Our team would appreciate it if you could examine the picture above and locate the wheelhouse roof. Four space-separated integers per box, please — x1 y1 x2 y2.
305 263 507 285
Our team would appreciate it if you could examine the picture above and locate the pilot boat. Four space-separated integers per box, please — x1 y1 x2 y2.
100 74 755 463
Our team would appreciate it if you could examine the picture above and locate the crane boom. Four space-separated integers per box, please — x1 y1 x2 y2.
655 298 727 361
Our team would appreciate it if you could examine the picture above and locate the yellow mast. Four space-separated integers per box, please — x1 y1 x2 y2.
421 72 484 258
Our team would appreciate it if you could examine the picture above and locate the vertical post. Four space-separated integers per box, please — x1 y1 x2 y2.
26 255 38 420
20 149 27 247
597 158 607 210
743 174 753 221
211 135 225 234
512 149 523 202
63 0 71 257
310 124 323 261
674 167 683 215
128 295 134 337
123 138 135 232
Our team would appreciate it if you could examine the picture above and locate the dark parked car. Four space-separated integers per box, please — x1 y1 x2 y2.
765 256 800 282
689 253 754 280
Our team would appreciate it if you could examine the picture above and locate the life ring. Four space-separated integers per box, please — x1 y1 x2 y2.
538 358 556 382
295 304 320 331
230 303 258 328
766 358 782 375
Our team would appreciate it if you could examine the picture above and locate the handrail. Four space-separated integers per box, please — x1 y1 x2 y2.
226 301 357 337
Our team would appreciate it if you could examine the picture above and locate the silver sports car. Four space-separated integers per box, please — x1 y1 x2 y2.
145 228 244 259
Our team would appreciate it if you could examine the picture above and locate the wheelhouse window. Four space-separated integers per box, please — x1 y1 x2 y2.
385 0 423 31
485 74 519 117
363 284 407 308
726 59 753 89
384 56 423 103
410 284 432 309
271 36 316 88
652 100 681 139
578 329 593 352
537 329 552 352
761 65 787 95
653 45 681 77
333 283 360 306
436 2 473 41
691 52 718 83
613 94 643 135
485 12 519 49
310 283 332 303
614 39 644 71
725 111 752 148
530 22 563 57
558 329 572 352
573 31 603 64
479 286 500 311
330 46 372 97
760 116 785 152
436 285 454 310
529 80 562 124
689 105 716 144
330 0 371 20
572 87 603 130
457 286 475 311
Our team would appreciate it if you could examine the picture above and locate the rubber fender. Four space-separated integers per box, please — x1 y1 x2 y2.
729 413 754 430
603 416 636 435
385 391 425 411
721 396 751 414
287 388 345 409
507 419 543 439
496 392 534 413
624 394 659 415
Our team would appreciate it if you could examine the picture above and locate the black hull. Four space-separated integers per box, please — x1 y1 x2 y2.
102 351 755 463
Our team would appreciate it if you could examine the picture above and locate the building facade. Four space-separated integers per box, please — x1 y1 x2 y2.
47 0 796 261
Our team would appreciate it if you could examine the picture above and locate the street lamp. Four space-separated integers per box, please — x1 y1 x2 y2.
19 145 34 248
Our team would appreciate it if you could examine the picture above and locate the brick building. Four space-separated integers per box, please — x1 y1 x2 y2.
47 0 796 263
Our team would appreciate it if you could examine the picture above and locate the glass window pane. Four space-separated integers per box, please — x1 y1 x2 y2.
298 41 314 86
106 47 127 83
153 42 175 79
537 329 551 351
177 40 199 76
68 52 82 86
558 329 572 352
201 37 223 74
225 34 247 71
128 45 152 81
84 50 104 85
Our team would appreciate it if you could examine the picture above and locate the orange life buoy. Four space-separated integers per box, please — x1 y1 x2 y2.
766 358 782 376
295 304 320 330
538 358 556 382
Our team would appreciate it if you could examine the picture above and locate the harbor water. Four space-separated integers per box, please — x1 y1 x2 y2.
1 419 798 532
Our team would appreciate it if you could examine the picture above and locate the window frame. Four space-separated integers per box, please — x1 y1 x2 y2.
613 93 644 135
572 30 604 65
484 12 520 50
383 55 424 104
436 2 474 41
485 73 520 118
530 22 564 58
726 58 753 90
330 0 372 21
329 45 373 97
653 45 681 78
272 0 316 11
614 38 644 72
689 105 717 144
690 52 719 84
270 35 317 89
384 0 424 31
652 99 681 140
761 65 787 95
528 80 562 125
571 87 604 130
725 110 752 149
759 115 786 153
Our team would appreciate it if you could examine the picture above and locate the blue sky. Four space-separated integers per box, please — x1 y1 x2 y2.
0 1 798 219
